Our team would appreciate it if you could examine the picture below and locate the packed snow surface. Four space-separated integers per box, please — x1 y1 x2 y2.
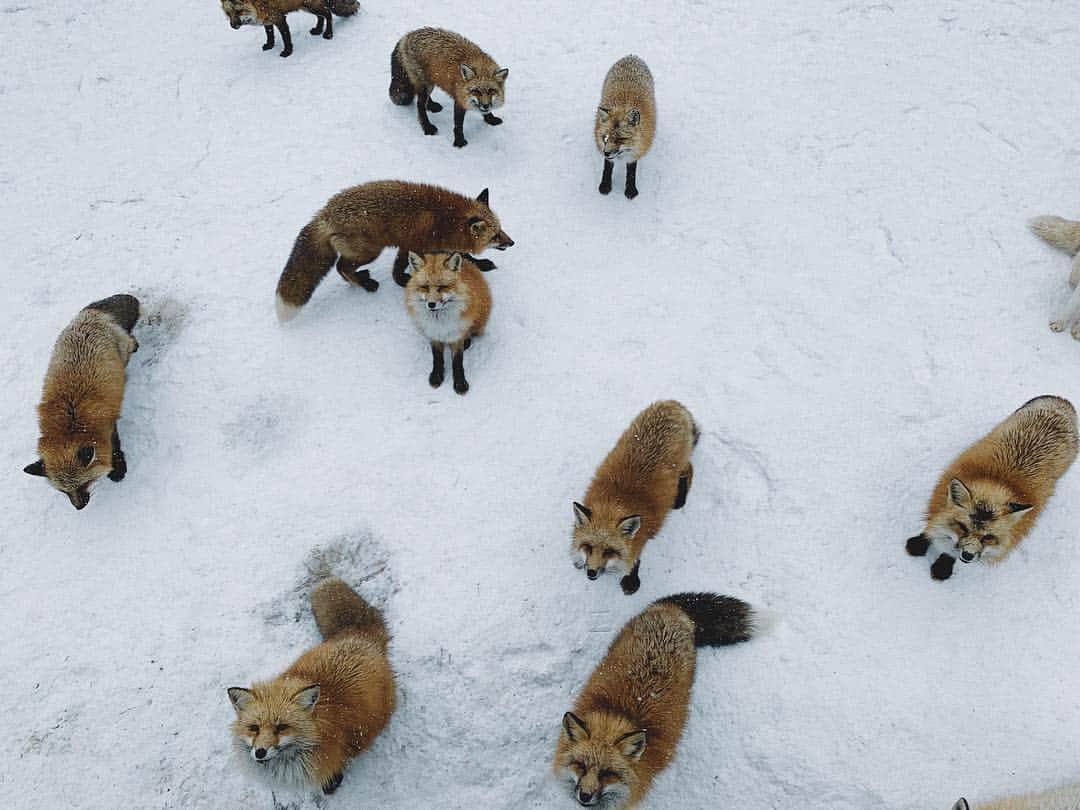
4 1 1080 808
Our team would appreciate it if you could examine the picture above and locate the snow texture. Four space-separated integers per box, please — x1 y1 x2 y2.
3 1 1080 808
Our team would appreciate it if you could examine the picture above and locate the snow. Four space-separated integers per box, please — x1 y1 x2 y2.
3 1 1080 808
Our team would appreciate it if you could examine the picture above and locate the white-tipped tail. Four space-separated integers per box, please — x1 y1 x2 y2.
749 606 781 639
1029 215 1080 254
275 294 299 324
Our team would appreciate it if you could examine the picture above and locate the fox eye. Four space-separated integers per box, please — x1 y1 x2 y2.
599 769 619 782
275 723 289 733
602 550 618 559
581 544 592 555
247 724 259 734
436 286 450 293
570 761 586 776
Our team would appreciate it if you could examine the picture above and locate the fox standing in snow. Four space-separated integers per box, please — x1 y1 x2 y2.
595 56 656 199
571 400 698 595
220 0 357 58
1029 215 1080 338
906 396 1078 580
227 577 396 795
274 182 513 321
389 28 509 148
405 252 491 395
954 782 1080 810
24 295 140 510
554 593 766 809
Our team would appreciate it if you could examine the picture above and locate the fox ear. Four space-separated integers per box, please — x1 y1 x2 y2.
616 729 647 760
408 251 425 272
948 479 972 509
468 216 487 236
562 712 589 742
627 107 641 126
446 252 463 272
476 188 490 206
597 107 610 121
292 684 320 711
952 800 970 810
227 687 253 712
494 67 509 81
23 459 46 477
1007 502 1033 516
460 63 476 81
617 515 642 539
573 502 592 527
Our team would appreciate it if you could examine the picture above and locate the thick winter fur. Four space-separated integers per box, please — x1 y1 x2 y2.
274 182 513 321
572 400 698 595
1029 215 1080 338
220 0 354 58
906 396 1078 580
595 55 656 199
227 578 395 795
553 594 761 809
954 782 1080 810
390 28 508 148
405 252 491 395
24 295 140 510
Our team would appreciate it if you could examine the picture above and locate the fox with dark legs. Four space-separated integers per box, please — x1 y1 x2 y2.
24 295 140 510
220 0 358 58
595 56 656 199
390 28 508 148
274 181 513 321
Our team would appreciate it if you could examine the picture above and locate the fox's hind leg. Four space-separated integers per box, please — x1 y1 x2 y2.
931 553 956 580
620 561 641 595
336 257 379 292
392 248 412 287
262 25 275 51
108 425 127 483
1050 283 1080 334
417 87 438 136
599 159 614 195
429 342 446 388
673 463 694 509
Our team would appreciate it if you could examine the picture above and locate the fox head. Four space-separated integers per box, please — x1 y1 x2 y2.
570 502 639 581
932 478 1032 564
595 107 644 162
220 0 258 29
406 252 468 314
24 432 113 510
467 188 514 253
554 712 644 808
227 683 321 766
458 64 508 114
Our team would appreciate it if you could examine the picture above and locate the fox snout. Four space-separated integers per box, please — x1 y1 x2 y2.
586 568 599 580
230 20 241 29
576 789 599 806
67 487 90 510
495 231 514 250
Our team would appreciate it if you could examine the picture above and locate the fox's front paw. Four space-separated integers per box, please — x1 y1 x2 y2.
483 113 503 126
361 278 379 293
930 553 956 581
453 136 468 148
598 181 612 195
472 258 496 272
625 186 639 200
905 534 930 556
108 452 127 482
422 123 438 136
454 379 469 395
279 47 293 58
262 42 274 51
429 370 444 388
1050 319 1066 333
322 29 332 40
620 572 641 595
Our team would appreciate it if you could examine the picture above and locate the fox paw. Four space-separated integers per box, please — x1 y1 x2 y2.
279 48 293 58
361 278 379 293
108 453 127 482
262 42 274 51
422 123 438 136
453 136 468 148
625 186 639 200
905 534 930 556
1050 319 1066 333
322 30 332 40
1071 323 1080 341
598 181 612 195
620 573 641 595
483 113 503 126
454 379 469 395
930 554 956 581
427 99 443 113
429 371 444 388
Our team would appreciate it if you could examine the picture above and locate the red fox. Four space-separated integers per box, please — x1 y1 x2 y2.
554 593 766 809
274 182 513 322
906 396 1078 580
572 400 698 594
227 577 395 795
23 295 140 510
595 56 656 199
954 782 1080 810
390 28 509 148
405 252 491 394
220 0 357 58
1029 215 1080 338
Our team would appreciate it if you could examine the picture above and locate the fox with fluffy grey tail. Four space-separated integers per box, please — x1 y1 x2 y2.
24 295 139 510
595 56 656 199
1029 215 1080 338
954 781 1080 809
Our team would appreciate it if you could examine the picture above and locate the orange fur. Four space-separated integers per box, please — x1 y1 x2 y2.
219 0 345 58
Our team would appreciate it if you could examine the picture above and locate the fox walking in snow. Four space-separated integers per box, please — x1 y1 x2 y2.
906 396 1077 580
954 782 1080 810
571 400 698 595
274 182 513 321
24 294 140 510
405 252 491 395
1029 215 1080 338
554 593 767 809
595 56 656 199
227 578 396 795
220 0 357 58
389 28 509 148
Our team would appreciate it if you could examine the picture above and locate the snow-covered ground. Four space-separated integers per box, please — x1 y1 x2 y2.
4 1 1080 808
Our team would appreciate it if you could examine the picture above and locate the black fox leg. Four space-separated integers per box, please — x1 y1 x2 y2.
620 561 641 595
673 466 692 510
417 88 438 135
483 112 503 126
931 553 956 581
262 25 275 50
322 772 344 795
624 161 639 199
464 253 496 272
276 19 293 57
320 8 332 38
599 159 614 195
309 12 324 35
429 343 445 388
906 534 930 556
463 337 472 350
453 103 468 148
426 96 443 113
336 257 379 292
392 248 412 287
452 345 469 393
108 425 127 482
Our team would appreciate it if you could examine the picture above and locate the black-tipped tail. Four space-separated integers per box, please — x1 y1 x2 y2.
85 294 140 333
656 592 758 647
389 41 414 106
311 577 389 651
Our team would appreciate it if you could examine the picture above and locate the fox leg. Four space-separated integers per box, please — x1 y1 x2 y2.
262 25 275 51
620 561 641 595
309 10 324 35
624 161 639 199
322 772 344 795
426 96 443 113
320 4 333 38
673 463 693 509
108 425 127 482
451 342 469 393
453 103 468 148
274 16 293 57
1049 283 1080 335
464 253 496 272
392 248 413 287
906 533 930 556
599 159 614 195
429 342 446 388
930 553 956 581
483 112 503 126
416 87 438 136
336 257 379 292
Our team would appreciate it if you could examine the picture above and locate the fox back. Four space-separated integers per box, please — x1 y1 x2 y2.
405 252 491 346
397 28 507 112
595 56 656 162
955 782 1080 810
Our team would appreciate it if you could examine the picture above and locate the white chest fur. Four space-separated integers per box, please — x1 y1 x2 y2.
410 302 469 344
